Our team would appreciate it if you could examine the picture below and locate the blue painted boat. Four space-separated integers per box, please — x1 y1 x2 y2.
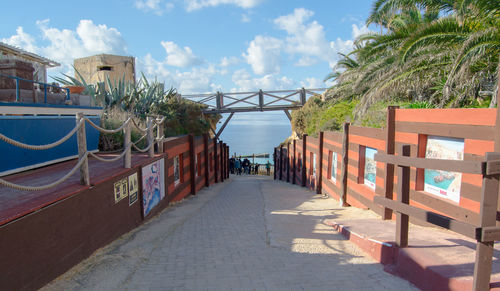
0 102 102 176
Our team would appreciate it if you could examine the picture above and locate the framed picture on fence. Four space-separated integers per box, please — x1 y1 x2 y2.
141 158 165 217
423 136 464 203
364 147 377 190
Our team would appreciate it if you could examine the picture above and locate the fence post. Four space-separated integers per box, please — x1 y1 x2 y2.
340 123 350 206
156 116 164 153
189 134 196 195
76 112 90 186
382 106 398 220
274 148 277 180
287 142 291 182
214 138 219 183
473 152 500 290
292 139 296 184
302 134 307 187
219 141 224 182
203 134 210 187
396 144 411 247
146 117 154 158
317 131 324 194
279 145 283 180
123 119 131 168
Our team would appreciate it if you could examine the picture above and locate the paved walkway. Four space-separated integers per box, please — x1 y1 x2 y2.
43 176 417 291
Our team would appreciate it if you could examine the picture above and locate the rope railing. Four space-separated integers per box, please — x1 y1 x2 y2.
131 118 148 132
89 144 132 162
132 140 155 153
84 117 130 134
0 113 166 191
0 153 89 191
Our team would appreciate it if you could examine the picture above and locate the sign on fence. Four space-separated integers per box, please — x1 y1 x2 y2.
142 158 165 216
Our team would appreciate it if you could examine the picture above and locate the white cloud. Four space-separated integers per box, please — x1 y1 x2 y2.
2 19 128 76
272 8 369 68
138 53 218 93
160 41 202 67
294 56 318 67
1 27 38 53
300 77 324 89
241 13 251 23
231 69 295 92
220 56 240 67
185 0 261 11
351 23 371 38
243 35 283 75
134 0 174 15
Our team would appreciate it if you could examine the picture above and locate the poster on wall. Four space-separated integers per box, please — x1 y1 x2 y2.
114 178 128 203
313 154 317 175
128 173 139 206
424 136 464 203
174 155 180 184
331 152 338 183
364 147 377 190
141 158 165 217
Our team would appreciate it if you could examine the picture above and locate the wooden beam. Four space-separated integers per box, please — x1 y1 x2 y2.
214 112 234 140
317 131 324 195
203 134 209 187
374 196 477 239
203 104 304 114
283 110 292 121
374 153 484 174
302 134 307 187
189 134 196 195
473 152 500 290
396 145 411 248
479 226 500 242
340 123 349 206
382 106 398 220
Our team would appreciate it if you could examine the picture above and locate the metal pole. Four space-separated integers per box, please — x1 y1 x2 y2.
147 116 154 157
76 112 90 185
44 84 47 103
123 119 131 168
15 78 20 102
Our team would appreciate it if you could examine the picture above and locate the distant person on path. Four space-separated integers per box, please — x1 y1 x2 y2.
229 158 235 174
243 158 250 175
266 161 271 176
235 159 241 175
254 163 259 175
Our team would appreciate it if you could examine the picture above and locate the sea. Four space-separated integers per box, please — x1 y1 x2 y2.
217 112 292 165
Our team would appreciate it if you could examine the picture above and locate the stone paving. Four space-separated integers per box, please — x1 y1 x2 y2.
43 175 417 291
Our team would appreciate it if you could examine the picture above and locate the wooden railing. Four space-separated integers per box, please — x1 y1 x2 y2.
375 145 500 291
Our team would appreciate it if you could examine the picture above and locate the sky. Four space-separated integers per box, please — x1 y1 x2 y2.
0 0 375 143
0 0 374 95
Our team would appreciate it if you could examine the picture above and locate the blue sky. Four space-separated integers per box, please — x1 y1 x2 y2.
0 0 374 94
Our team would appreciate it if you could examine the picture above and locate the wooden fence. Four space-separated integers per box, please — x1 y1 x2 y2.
0 133 230 290
274 104 500 290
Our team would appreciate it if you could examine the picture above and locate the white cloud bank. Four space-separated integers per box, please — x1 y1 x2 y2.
243 35 283 75
2 19 127 74
161 41 202 67
134 0 174 15
185 0 262 11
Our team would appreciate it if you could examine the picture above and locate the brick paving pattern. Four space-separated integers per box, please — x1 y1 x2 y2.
43 176 417 291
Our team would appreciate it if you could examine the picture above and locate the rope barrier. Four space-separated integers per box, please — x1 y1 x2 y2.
0 120 83 150
132 141 154 153
0 153 89 191
89 144 131 162
134 133 147 144
131 118 147 132
84 117 130 134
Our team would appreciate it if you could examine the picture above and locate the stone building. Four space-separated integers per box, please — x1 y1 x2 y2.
73 54 135 88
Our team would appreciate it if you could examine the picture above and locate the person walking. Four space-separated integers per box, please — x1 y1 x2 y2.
235 159 241 175
266 161 271 176
254 163 259 175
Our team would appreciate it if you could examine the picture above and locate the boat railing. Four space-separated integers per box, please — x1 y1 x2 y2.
0 113 165 191
0 73 70 103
